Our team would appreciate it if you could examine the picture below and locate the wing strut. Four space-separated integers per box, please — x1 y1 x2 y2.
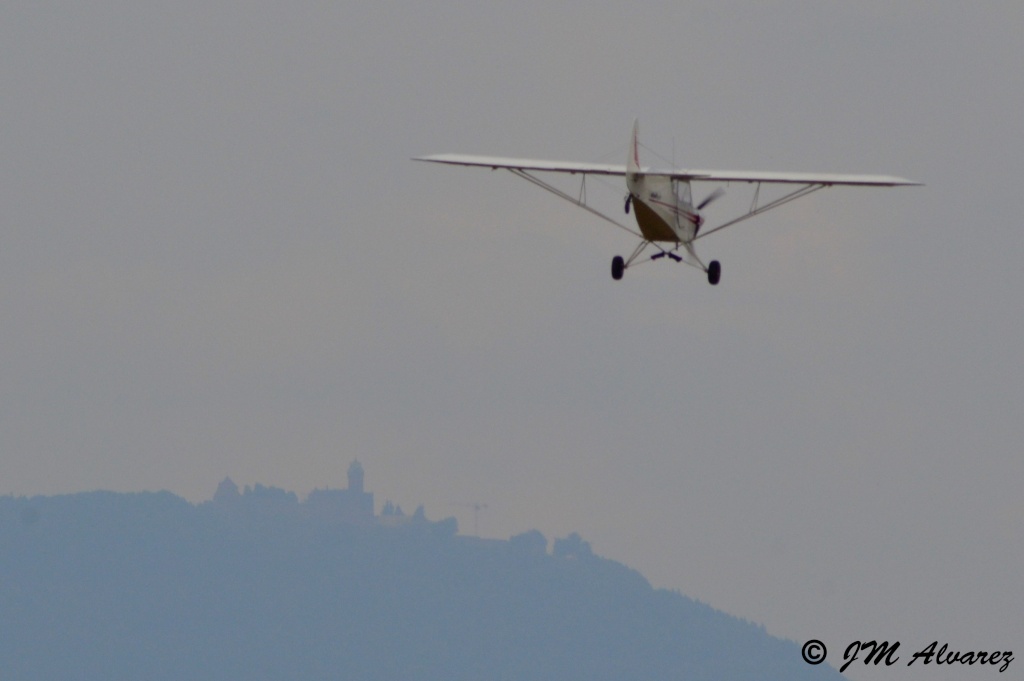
694 183 825 241
507 169 642 239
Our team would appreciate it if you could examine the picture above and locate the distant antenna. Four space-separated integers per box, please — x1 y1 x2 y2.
453 502 489 537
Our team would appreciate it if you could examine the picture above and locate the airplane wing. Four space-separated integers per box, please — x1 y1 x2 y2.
412 154 629 177
412 154 921 187
678 169 922 187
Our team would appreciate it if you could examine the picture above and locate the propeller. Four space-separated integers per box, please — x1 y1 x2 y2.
696 187 725 211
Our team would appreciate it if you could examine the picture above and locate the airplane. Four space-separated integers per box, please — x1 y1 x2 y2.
413 121 920 285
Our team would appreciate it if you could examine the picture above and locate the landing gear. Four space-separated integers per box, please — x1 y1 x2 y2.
612 243 713 283
611 255 625 280
707 260 721 286
624 194 632 214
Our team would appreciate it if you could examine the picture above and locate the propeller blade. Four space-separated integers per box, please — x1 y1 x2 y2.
697 187 725 211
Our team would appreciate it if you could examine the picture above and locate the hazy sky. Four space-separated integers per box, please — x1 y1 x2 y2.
2 3 1021 679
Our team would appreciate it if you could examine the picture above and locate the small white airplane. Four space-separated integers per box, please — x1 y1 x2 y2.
414 121 920 285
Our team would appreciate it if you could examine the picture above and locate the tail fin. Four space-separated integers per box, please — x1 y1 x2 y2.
627 118 641 178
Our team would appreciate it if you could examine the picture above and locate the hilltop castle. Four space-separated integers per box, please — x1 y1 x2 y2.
306 459 375 524
211 460 454 534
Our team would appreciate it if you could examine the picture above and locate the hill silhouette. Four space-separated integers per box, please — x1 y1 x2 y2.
0 486 843 680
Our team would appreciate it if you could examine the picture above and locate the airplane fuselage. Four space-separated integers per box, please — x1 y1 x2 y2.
626 173 699 244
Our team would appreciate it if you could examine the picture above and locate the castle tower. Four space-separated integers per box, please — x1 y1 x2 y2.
347 459 365 493
307 459 374 523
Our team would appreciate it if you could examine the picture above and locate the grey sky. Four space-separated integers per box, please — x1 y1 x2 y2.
2 2 1021 679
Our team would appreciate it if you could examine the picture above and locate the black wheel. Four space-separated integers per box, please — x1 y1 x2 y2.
611 256 625 281
707 260 721 285
624 194 632 214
